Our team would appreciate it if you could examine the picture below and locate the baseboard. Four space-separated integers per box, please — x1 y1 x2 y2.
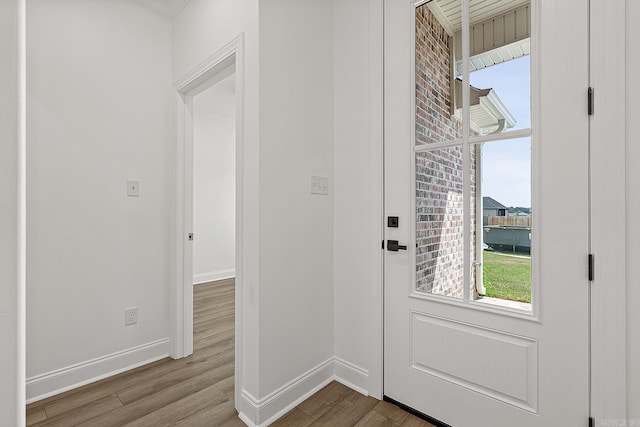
238 358 335 426
333 357 370 396
237 357 371 426
26 338 170 403
193 269 235 285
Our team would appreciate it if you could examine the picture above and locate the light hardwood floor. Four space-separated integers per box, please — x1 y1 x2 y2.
26 278 431 426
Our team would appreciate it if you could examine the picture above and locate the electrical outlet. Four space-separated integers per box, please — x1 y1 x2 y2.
125 307 138 326
311 176 329 195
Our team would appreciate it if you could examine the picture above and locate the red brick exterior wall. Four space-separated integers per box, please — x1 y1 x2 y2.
415 5 477 298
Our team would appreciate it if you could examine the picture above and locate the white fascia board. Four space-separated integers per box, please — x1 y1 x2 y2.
482 89 517 129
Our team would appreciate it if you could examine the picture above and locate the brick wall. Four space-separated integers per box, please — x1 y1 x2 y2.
415 5 477 298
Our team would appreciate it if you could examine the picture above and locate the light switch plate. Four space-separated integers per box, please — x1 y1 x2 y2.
127 180 140 197
311 176 329 195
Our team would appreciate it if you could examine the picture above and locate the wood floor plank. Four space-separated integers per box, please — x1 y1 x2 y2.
309 388 379 427
193 310 233 321
372 401 410 425
214 375 235 396
116 349 234 405
400 415 436 427
353 410 393 427
297 381 354 420
26 406 47 426
173 396 240 427
30 395 123 427
193 317 235 336
40 382 128 419
194 327 234 351
77 375 228 427
122 384 229 427
270 408 315 427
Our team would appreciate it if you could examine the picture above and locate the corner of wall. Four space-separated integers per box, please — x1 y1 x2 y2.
238 357 374 426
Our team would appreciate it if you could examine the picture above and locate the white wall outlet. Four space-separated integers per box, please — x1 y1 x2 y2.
125 307 138 326
127 180 140 197
311 176 329 195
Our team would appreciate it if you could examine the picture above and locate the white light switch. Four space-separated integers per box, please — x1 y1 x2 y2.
311 176 329 195
127 180 140 197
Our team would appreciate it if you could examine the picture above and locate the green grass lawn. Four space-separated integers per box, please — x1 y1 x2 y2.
482 250 531 303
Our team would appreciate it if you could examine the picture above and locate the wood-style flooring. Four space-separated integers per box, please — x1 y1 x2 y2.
26 278 431 427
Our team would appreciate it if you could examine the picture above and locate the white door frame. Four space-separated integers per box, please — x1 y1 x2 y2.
172 34 245 408
588 0 628 423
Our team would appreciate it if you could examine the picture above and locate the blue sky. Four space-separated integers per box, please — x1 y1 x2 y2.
470 56 531 208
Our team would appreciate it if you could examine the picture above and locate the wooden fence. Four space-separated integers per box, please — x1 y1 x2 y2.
487 216 531 227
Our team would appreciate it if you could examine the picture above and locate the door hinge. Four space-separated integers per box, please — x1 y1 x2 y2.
589 416 594 427
588 254 594 281
588 87 594 116
188 233 194 241
382 240 384 250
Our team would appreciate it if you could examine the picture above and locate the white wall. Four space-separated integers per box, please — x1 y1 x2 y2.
193 73 236 284
626 0 640 420
332 0 383 398
26 0 172 400
0 0 25 423
258 0 334 401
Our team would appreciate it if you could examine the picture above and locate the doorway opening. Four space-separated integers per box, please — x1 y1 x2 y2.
192 70 236 287
173 34 245 412
191 67 237 404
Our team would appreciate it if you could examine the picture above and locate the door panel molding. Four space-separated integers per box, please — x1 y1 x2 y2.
410 312 538 412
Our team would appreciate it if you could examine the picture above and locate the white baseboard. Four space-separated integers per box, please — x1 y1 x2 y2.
237 357 371 426
238 358 334 426
193 269 235 285
333 357 370 396
26 338 170 403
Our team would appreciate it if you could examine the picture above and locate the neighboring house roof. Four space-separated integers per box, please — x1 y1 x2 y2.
483 196 508 210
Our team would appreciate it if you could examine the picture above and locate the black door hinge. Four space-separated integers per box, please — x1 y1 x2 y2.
588 87 594 116
588 254 594 281
382 240 384 250
589 416 594 427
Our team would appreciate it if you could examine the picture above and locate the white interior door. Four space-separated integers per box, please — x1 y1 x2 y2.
383 1 590 426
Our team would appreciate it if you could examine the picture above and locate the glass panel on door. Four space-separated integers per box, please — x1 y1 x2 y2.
414 0 533 311
415 148 465 298
414 0 464 299
473 138 532 310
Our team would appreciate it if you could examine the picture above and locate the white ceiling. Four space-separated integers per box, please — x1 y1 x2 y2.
129 0 190 20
